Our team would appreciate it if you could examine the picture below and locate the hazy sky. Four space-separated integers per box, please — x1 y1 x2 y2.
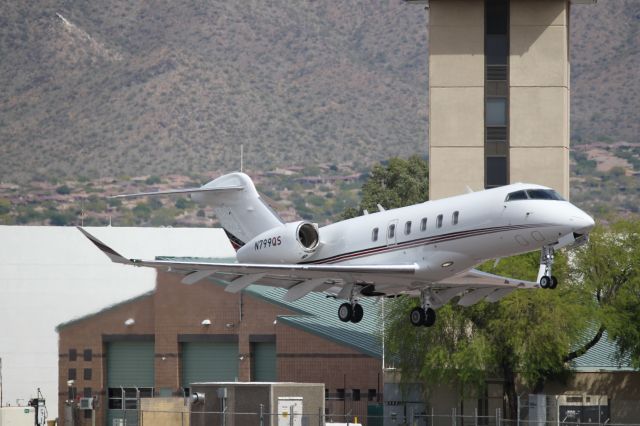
0 226 234 420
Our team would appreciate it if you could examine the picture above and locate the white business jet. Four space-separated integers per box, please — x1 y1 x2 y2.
78 172 594 327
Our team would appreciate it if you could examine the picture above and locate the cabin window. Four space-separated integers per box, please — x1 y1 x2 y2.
388 224 396 239
436 215 443 228
372 227 379 242
404 221 412 235
452 211 459 225
420 218 427 231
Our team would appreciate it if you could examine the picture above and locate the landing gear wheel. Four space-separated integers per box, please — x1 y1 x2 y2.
540 276 551 289
351 304 364 323
550 276 558 289
410 307 426 327
423 308 436 327
338 303 353 322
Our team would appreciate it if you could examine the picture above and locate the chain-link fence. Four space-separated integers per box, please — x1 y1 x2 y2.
93 392 638 426
129 405 640 426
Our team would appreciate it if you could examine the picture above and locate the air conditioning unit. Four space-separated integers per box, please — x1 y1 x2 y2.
79 397 95 410
557 394 609 425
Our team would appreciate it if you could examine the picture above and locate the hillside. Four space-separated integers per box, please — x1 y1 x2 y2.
0 1 428 182
0 0 638 185
570 0 640 145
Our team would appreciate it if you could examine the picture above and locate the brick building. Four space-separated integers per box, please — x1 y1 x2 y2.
56 270 384 426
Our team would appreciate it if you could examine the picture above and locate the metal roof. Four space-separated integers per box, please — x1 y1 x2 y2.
246 285 383 358
572 331 634 372
56 290 155 331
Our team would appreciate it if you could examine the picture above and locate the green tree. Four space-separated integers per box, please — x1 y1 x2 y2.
0 198 11 215
175 197 192 210
145 175 162 185
570 220 640 368
385 251 593 417
386 219 640 419
342 155 428 219
56 185 71 195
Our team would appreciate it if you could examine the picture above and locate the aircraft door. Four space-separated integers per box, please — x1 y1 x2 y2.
386 219 399 246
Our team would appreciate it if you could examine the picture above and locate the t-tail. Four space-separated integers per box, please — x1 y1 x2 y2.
111 172 284 251
191 173 284 250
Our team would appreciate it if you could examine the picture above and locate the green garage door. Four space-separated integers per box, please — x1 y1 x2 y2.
106 341 154 426
251 342 276 381
181 342 239 388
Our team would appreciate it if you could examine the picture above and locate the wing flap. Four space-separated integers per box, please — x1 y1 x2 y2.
485 287 516 303
182 270 216 285
458 287 498 307
225 273 266 293
284 278 328 302
443 268 538 289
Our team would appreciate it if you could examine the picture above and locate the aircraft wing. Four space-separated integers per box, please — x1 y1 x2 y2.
422 268 539 307
78 227 417 301
79 228 537 305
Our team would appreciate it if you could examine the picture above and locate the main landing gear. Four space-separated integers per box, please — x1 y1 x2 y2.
539 245 558 290
337 284 365 324
410 289 437 327
338 302 364 323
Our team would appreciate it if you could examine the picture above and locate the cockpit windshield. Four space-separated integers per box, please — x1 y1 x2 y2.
505 189 564 202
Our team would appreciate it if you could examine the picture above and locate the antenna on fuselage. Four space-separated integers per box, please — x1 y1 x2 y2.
240 144 244 173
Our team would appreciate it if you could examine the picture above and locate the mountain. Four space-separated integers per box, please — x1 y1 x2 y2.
570 0 640 145
0 1 428 182
0 0 637 184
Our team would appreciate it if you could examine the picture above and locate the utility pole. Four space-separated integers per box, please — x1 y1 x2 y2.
1 357 3 408
240 144 244 173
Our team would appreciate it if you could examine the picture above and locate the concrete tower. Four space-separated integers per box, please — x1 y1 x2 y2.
420 0 595 200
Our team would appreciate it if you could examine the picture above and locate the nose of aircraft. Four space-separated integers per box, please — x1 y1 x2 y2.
569 207 595 234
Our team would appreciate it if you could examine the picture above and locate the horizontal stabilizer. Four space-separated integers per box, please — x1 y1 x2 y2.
110 185 243 199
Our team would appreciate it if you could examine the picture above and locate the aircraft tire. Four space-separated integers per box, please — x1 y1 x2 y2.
338 303 353 322
351 304 364 323
550 276 558 289
539 276 551 289
410 307 425 327
423 308 436 327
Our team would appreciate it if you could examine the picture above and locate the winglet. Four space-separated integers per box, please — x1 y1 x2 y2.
77 227 132 265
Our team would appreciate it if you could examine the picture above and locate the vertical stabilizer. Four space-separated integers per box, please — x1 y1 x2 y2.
191 173 283 247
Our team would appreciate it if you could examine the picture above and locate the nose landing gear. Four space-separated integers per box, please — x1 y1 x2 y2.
539 246 558 290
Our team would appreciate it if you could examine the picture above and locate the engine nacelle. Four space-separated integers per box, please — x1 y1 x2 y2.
236 221 320 264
